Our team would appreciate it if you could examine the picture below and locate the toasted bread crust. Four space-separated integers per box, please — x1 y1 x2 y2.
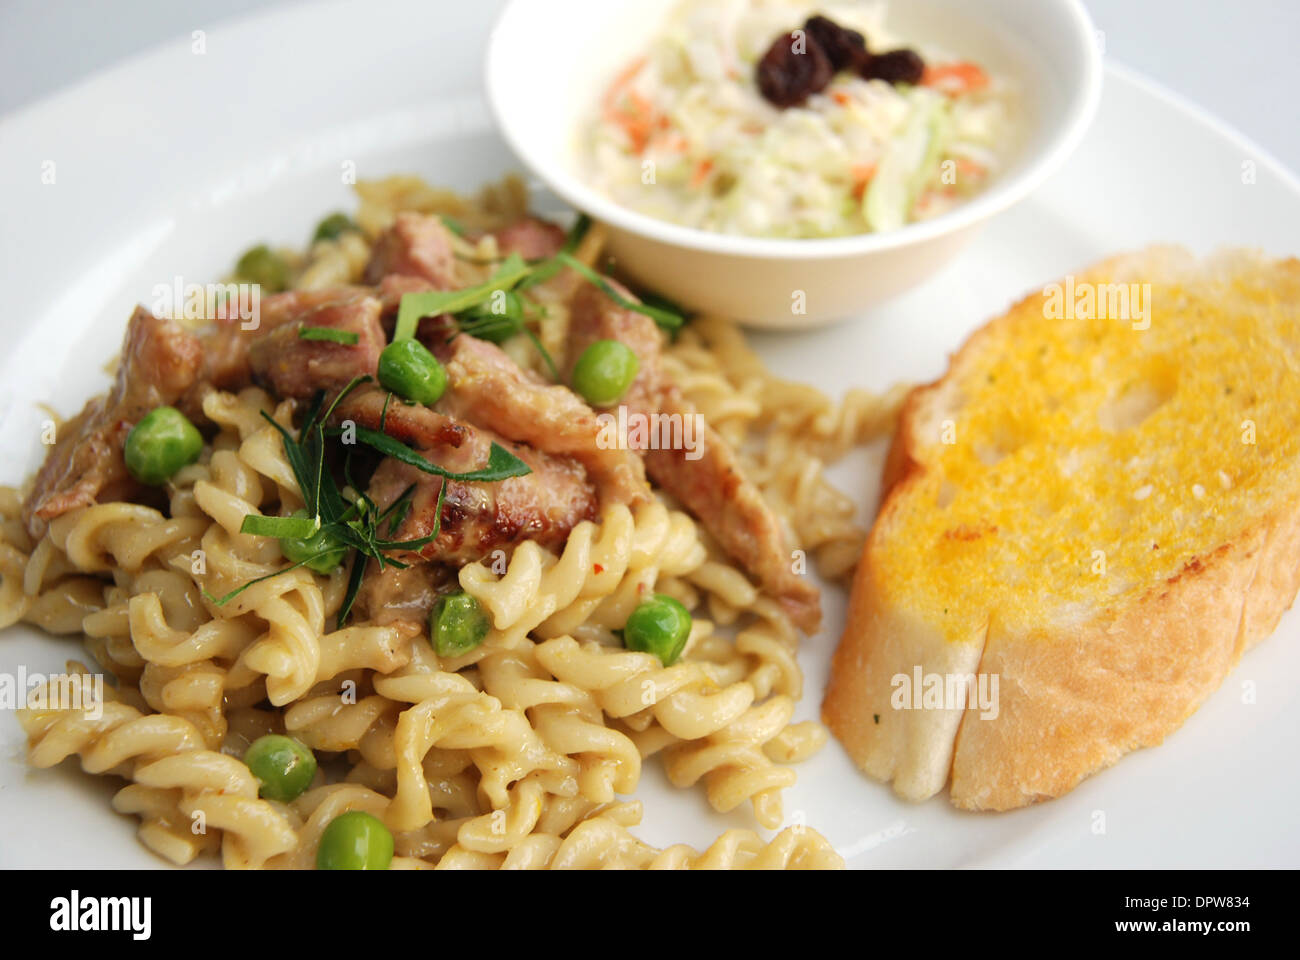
824 248 1300 810
950 504 1300 809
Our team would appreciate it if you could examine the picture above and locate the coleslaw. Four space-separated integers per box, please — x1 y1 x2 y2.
584 0 1017 239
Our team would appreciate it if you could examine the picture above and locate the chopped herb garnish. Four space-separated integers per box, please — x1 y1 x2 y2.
439 214 467 237
207 373 517 627
556 253 684 331
337 426 532 483
564 213 593 254
202 554 323 607
239 513 320 539
393 253 531 343
210 210 677 622
455 293 560 381
298 325 360 345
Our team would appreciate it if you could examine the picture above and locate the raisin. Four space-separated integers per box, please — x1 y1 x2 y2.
756 31 834 107
803 15 870 72
861 48 926 86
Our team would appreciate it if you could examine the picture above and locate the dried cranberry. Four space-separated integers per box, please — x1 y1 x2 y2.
803 15 870 72
757 31 834 107
861 48 926 86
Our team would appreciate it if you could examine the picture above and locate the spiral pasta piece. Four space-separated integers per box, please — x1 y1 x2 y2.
19 666 296 867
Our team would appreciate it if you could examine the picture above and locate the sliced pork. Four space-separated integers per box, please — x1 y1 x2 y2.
363 212 457 287
335 387 598 565
491 217 566 260
565 282 822 633
332 385 471 451
197 286 369 394
22 307 203 538
248 292 385 399
435 334 650 506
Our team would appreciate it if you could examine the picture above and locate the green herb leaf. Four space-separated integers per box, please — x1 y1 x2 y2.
320 375 372 425
203 555 320 606
519 214 592 288
340 426 533 483
239 514 320 539
393 253 531 343
298 391 327 437
563 213 592 254
376 483 417 531
454 296 560 381
336 550 368 627
375 481 446 552
556 253 684 331
298 325 360 345
258 412 316 506
520 324 560 382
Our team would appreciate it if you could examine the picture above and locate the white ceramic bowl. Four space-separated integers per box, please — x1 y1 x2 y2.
486 0 1102 328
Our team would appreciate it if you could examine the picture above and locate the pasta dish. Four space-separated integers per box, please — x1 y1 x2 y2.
0 175 902 869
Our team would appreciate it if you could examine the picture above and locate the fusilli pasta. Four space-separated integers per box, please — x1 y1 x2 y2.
0 177 903 871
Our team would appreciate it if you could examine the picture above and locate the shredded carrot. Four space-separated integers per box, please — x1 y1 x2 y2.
922 61 989 95
607 109 654 153
647 131 688 154
627 91 654 117
690 158 714 188
602 56 658 153
832 90 853 107
850 162 877 199
603 56 647 112
955 157 987 179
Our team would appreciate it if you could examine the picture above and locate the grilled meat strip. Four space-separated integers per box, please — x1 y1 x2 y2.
435 334 650 506
335 387 598 565
565 281 822 633
248 292 385 399
22 307 203 538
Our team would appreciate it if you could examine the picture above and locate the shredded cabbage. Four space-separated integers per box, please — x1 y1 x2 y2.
585 0 1016 238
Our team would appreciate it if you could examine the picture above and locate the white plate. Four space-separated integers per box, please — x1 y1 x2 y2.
1 0 1297 869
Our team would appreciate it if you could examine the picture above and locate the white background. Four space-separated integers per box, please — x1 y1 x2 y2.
2 0 1298 168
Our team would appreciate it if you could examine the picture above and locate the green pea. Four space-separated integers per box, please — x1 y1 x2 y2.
572 339 639 407
465 291 525 343
235 244 290 292
123 406 203 485
622 594 692 666
429 591 490 658
278 509 348 573
316 811 393 870
243 734 317 803
312 212 356 245
378 339 447 406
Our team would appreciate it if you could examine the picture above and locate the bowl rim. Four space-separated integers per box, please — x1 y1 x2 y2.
486 0 1103 261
